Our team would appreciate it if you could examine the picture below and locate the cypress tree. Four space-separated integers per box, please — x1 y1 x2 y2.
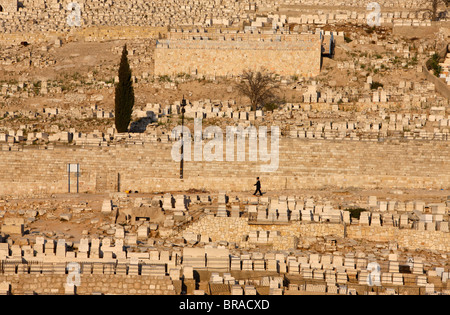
114 44 135 133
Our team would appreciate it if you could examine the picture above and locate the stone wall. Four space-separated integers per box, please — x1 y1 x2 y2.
154 35 322 77
0 138 449 196
0 274 176 295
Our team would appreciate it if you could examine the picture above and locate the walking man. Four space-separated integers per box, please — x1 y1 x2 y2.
253 177 263 196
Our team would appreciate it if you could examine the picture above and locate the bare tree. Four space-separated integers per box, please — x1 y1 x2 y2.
236 69 279 111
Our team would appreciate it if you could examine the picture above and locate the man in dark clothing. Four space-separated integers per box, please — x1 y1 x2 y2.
253 177 262 196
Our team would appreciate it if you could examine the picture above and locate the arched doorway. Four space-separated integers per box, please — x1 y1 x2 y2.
0 5 3 12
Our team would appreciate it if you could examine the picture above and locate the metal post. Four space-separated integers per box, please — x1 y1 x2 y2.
180 96 186 179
